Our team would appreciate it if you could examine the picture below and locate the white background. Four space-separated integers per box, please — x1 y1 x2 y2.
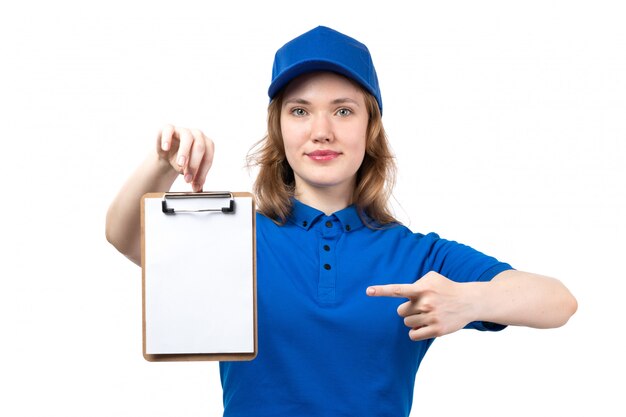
1 1 624 416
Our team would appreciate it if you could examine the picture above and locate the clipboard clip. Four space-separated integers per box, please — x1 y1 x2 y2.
161 192 235 214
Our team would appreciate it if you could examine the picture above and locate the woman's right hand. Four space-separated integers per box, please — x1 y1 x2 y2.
157 124 215 192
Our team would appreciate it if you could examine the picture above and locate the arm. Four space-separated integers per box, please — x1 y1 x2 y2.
105 125 214 265
470 269 577 329
367 270 577 341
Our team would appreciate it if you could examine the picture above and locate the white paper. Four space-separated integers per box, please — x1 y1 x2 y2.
143 195 254 354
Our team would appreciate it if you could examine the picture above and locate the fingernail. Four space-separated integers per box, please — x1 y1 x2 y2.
366 287 375 295
162 141 170 151
177 156 185 166
184 174 192 183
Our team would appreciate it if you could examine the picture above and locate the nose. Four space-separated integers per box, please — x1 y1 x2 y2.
310 113 334 143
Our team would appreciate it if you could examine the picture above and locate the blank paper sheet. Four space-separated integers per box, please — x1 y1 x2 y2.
143 195 254 355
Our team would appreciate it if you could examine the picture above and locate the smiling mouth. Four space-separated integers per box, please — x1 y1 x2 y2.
306 150 341 161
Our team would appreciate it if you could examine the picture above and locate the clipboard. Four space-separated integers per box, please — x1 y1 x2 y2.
141 191 257 362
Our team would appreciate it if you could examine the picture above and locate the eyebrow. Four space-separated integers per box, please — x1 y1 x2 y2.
283 97 361 107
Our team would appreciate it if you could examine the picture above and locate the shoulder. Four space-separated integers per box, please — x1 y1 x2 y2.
256 210 274 224
255 211 283 230
361 221 445 254
370 221 441 242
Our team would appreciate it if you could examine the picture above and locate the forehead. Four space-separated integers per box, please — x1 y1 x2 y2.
282 71 364 101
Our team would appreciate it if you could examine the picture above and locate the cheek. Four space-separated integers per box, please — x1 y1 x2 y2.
355 145 367 169
280 127 302 169
280 120 301 150
353 133 368 170
351 129 368 160
280 122 293 153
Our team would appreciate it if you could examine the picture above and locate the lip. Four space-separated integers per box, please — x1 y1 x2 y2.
306 150 341 161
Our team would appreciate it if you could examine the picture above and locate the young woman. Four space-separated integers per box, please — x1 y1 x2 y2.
106 26 577 417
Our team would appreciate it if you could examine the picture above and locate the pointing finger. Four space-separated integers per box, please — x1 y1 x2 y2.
366 284 418 298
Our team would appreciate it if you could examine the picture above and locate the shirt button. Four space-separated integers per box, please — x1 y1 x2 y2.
345 224 351 231
323 245 330 251
323 264 331 270
302 221 308 227
325 221 332 228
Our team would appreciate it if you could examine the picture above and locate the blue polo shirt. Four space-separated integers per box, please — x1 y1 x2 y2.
220 200 512 417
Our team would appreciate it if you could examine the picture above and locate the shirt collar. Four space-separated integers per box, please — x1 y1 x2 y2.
289 199 324 230
288 199 366 232
334 204 365 233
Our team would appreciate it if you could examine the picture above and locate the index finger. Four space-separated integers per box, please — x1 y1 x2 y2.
366 284 417 298
159 124 175 152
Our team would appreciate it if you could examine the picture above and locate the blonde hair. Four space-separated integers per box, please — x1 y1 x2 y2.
247 86 397 227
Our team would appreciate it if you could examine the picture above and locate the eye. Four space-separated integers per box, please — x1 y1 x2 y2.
291 108 307 117
336 108 352 117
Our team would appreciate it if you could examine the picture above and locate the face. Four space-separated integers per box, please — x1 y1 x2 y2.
280 71 368 200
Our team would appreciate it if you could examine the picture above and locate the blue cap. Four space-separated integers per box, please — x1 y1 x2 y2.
268 26 383 115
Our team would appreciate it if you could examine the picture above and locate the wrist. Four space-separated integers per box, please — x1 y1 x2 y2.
464 281 489 324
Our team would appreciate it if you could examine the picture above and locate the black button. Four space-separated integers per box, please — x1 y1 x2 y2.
325 221 332 228
323 245 330 251
323 264 331 270
302 221 308 227
345 224 351 231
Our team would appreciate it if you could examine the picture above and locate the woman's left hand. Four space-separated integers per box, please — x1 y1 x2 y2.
367 271 478 341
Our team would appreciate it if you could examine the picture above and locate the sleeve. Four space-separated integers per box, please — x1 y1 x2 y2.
423 233 514 331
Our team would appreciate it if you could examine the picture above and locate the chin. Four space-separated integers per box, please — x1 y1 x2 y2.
294 168 358 191
304 176 355 190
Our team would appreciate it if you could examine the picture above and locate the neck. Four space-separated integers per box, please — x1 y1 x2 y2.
294 181 355 215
